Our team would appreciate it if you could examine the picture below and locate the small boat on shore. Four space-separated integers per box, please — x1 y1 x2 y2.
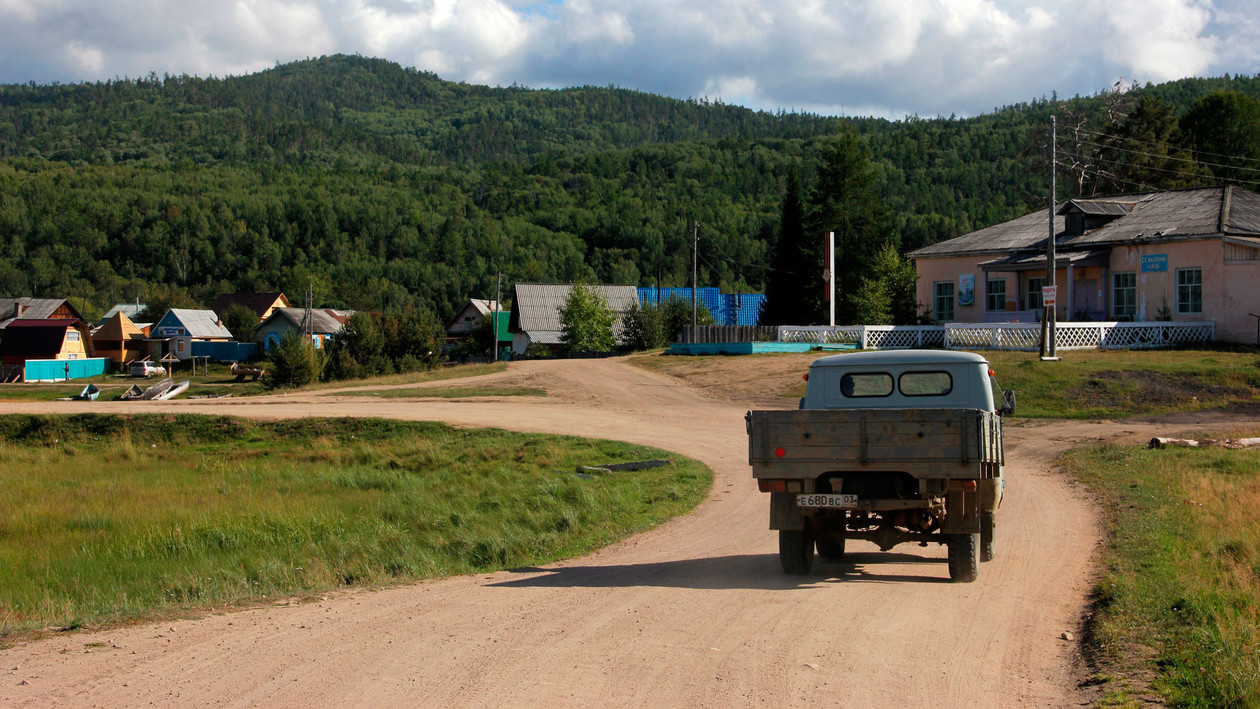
76 384 100 401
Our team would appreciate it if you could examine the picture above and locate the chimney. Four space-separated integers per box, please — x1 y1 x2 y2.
12 302 23 318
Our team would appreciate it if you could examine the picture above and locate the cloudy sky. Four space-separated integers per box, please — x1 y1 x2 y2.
2 0 1257 118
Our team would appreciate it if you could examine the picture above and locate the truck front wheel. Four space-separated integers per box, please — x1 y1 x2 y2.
779 529 814 575
947 533 980 583
815 533 846 560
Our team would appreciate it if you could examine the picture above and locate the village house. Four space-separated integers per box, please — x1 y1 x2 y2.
508 283 639 355
0 298 88 332
150 308 234 361
445 298 511 353
908 186 1260 344
93 311 148 369
210 292 290 324
256 307 350 350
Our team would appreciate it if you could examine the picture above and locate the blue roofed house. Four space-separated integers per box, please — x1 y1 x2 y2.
150 308 234 361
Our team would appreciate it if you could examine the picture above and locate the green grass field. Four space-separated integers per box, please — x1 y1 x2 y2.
1063 432 1260 708
0 414 710 643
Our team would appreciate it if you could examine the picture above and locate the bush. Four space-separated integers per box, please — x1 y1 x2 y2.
267 330 324 388
560 283 616 353
620 302 667 350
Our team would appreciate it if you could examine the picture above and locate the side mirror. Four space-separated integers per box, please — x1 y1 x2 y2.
999 389 1017 416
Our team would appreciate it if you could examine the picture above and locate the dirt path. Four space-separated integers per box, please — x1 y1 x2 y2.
0 357 1229 707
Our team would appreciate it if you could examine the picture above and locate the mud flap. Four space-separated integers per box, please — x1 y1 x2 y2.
770 491 805 530
942 483 981 534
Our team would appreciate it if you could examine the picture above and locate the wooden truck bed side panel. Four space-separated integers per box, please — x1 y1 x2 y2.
747 408 1002 479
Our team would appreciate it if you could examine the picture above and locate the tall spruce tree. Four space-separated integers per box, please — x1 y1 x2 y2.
806 132 896 325
760 169 811 325
1180 91 1260 188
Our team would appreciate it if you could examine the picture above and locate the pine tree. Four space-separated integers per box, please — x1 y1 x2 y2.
760 169 811 325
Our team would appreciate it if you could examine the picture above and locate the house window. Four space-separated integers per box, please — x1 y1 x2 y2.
987 279 1006 311
66 331 81 342
1177 268 1202 314
1026 277 1044 310
1112 272 1136 318
934 282 954 321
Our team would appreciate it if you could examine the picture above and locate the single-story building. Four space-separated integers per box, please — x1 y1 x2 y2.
150 308 234 361
908 186 1260 344
446 298 511 352
0 318 93 369
256 307 350 350
93 311 148 368
98 302 146 326
0 298 88 331
210 292 290 324
508 283 639 354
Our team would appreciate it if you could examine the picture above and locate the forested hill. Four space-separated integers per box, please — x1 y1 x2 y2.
0 54 842 167
0 55 1257 321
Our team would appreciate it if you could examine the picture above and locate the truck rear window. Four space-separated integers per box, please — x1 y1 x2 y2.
839 372 893 397
898 371 953 397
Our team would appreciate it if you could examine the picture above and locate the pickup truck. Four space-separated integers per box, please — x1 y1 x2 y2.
746 350 1015 582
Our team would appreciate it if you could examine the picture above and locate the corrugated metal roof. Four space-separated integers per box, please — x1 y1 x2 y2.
978 249 1110 269
210 292 289 319
99 303 145 324
911 187 1260 259
0 298 79 330
263 307 349 335
1059 199 1133 217
511 283 640 339
165 308 234 339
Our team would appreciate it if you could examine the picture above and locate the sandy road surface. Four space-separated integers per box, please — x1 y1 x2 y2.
0 357 1218 707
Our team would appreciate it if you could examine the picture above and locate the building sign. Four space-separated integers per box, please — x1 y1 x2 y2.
1141 254 1168 272
157 326 186 337
1042 285 1057 306
958 274 975 307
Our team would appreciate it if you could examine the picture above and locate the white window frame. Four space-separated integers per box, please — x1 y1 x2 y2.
1112 272 1137 318
1176 268 1202 314
986 279 1006 312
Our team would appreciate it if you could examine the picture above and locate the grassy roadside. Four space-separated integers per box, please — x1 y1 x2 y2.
323 385 546 399
633 349 1260 418
0 414 710 644
1061 431 1260 707
0 362 507 402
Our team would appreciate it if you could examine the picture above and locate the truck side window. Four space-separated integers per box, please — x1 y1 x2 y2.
899 371 953 397
839 372 893 397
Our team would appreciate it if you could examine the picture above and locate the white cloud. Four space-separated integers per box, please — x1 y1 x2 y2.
0 0 1254 116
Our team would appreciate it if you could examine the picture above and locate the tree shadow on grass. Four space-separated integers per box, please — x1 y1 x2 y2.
494 552 950 591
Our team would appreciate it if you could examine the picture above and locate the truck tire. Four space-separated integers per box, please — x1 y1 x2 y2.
980 512 995 562
815 534 846 560
779 529 814 575
947 533 980 583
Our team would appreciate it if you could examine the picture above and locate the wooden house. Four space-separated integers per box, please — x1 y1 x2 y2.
93 311 148 368
210 292 290 323
256 308 350 350
0 319 93 365
150 308 234 361
508 283 639 354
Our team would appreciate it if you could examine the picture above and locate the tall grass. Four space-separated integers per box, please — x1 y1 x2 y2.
1063 437 1260 707
0 415 710 641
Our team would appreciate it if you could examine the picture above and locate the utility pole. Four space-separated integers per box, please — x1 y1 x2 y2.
492 272 502 362
1040 115 1060 361
825 231 835 327
691 221 698 343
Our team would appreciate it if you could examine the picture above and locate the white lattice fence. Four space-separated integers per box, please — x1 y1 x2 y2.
862 326 947 349
943 324 1041 351
1099 322 1215 349
777 326 862 345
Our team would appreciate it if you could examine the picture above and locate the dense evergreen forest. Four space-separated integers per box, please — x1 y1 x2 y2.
1 54 1257 320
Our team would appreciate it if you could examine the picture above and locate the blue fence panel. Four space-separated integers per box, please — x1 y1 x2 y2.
24 357 110 382
639 287 769 325
191 341 260 362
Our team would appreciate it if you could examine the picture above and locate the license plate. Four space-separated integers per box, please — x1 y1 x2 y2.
797 493 858 508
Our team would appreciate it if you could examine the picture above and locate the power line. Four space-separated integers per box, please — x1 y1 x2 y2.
1071 125 1260 166
1056 147 1260 189
1070 136 1260 176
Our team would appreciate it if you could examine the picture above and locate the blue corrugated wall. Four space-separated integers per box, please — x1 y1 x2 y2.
24 357 110 382
637 288 765 326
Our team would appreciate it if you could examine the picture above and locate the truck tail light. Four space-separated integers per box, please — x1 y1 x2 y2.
775 447 786 457
758 479 786 493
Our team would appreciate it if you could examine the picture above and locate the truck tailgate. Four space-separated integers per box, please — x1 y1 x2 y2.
747 408 1002 478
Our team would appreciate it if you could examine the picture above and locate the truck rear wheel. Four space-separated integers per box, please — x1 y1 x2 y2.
947 533 980 583
980 512 995 562
779 529 814 575
815 534 846 560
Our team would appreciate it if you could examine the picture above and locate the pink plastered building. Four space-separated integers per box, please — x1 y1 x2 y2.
909 187 1260 344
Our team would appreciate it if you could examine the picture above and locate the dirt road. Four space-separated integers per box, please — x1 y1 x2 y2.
0 357 1205 707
